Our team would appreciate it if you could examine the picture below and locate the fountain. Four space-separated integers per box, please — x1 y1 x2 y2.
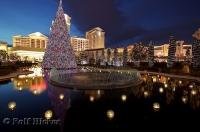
42 0 142 90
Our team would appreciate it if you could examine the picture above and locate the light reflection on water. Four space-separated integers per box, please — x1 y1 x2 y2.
0 67 200 130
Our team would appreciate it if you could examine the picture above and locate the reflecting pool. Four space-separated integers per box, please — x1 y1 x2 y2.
0 67 200 131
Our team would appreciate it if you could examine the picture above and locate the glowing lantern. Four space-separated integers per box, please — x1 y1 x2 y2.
8 102 16 111
153 102 160 112
121 95 127 102
107 110 115 120
159 87 164 93
44 110 53 120
59 94 65 100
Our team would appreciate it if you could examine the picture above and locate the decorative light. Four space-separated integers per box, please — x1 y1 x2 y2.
179 80 182 84
153 102 160 112
173 87 176 92
189 85 194 89
59 94 65 100
25 79 28 82
89 96 94 102
159 87 164 93
44 110 53 120
17 82 20 86
164 84 168 88
144 91 149 97
106 110 115 120
152 77 157 82
8 102 16 111
121 95 127 102
97 90 101 95
191 90 197 95
182 97 187 104
168 77 170 80
33 90 39 95
19 87 23 91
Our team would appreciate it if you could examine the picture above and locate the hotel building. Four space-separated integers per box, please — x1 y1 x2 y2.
86 27 105 49
71 37 89 52
154 41 192 62
12 32 48 62
0 41 8 52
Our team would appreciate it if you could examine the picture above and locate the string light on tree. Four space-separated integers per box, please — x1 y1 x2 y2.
42 0 77 70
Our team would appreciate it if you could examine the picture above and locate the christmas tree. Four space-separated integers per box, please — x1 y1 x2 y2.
42 0 77 70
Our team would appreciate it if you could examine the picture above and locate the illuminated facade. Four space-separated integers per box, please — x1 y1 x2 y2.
154 42 192 62
12 67 46 95
0 41 8 52
12 32 48 62
71 37 89 51
167 36 176 67
86 27 105 49
13 32 48 49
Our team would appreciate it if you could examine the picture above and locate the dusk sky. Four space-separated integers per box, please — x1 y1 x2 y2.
0 0 200 47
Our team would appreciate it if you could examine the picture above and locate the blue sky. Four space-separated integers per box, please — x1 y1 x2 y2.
0 0 82 44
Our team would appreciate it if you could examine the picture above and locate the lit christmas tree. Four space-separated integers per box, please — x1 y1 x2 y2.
192 28 200 68
148 41 154 61
148 41 154 67
167 36 176 67
42 0 77 70
106 48 111 65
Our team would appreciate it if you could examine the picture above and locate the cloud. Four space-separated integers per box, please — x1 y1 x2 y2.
62 0 200 47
